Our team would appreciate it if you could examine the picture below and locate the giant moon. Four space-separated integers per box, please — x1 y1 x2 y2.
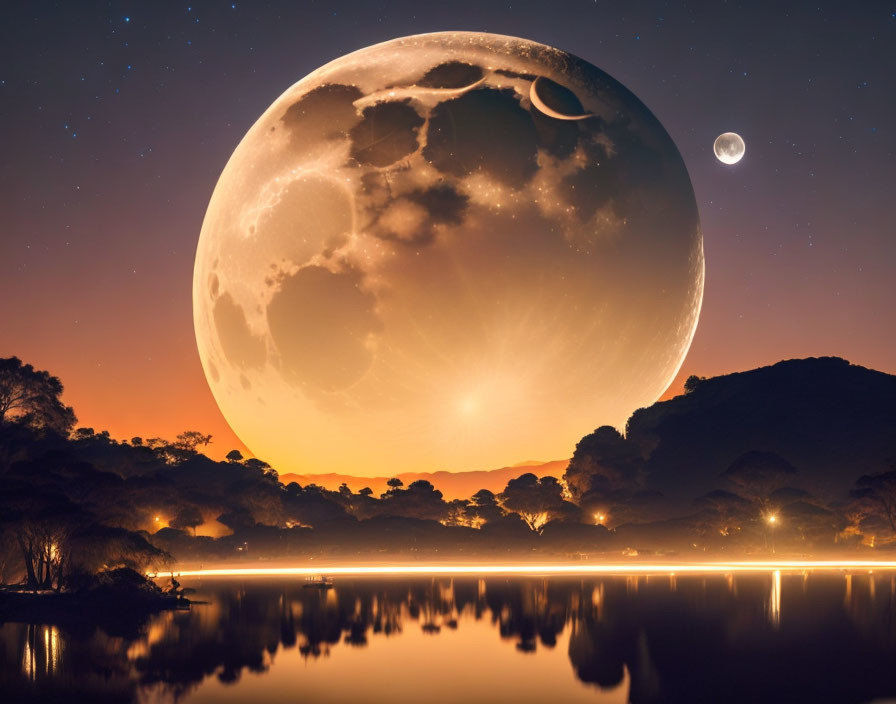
193 32 704 477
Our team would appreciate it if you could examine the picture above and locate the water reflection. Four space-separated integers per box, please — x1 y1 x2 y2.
769 569 781 626
2 573 896 703
20 624 62 680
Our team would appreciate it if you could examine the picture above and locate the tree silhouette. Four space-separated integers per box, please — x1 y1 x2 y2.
173 431 213 453
782 501 843 546
683 375 705 393
852 465 896 535
722 451 797 513
499 474 565 532
217 508 256 533
465 489 505 526
379 480 449 521
0 357 76 435
243 457 278 481
171 506 203 536
226 449 244 462
380 477 404 499
141 431 214 465
695 489 753 539
563 426 645 526
1 488 84 589
564 426 642 502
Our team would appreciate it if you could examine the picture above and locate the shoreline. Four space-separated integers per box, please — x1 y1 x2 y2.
0 588 189 626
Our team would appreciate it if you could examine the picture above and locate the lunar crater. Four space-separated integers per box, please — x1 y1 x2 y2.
266 264 382 393
349 100 425 167
423 87 540 188
281 83 363 143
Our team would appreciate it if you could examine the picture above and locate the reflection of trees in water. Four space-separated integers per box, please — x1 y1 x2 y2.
484 579 568 651
0 621 136 702
4 574 896 702
131 575 896 702
566 574 896 703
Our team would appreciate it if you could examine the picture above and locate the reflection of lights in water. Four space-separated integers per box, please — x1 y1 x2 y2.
21 633 34 680
48 626 61 675
845 574 852 608
152 560 896 579
768 570 781 626
591 583 604 616
22 625 62 680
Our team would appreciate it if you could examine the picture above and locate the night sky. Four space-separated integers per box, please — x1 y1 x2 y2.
2 1 894 462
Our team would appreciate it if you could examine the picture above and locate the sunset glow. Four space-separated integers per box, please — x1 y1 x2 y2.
3 4 895 702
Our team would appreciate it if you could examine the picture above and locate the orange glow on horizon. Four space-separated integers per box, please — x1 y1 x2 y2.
150 560 896 579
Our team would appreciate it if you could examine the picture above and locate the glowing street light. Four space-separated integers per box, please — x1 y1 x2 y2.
593 513 607 525
766 514 779 554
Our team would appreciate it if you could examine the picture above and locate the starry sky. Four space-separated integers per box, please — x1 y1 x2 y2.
2 1 894 464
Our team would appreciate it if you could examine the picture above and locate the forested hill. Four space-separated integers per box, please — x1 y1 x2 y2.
625 357 896 508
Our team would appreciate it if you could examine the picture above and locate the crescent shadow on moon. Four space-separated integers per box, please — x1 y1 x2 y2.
529 77 593 121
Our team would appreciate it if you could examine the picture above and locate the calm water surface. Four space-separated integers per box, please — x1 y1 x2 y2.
2 572 896 703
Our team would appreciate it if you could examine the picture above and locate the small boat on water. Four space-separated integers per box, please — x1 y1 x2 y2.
302 575 334 589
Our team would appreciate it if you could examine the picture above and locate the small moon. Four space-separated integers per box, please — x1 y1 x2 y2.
529 77 593 121
714 132 745 164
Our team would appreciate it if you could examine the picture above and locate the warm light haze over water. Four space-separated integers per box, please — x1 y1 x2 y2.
3 571 896 703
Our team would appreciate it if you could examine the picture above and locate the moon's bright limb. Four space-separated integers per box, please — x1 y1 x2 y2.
714 132 745 164
193 32 704 478
529 77 593 120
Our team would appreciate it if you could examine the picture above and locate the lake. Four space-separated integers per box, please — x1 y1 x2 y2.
2 571 896 703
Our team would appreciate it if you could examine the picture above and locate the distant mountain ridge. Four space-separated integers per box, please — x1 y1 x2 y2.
279 459 568 501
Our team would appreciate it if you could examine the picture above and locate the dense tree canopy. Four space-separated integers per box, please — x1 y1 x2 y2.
722 451 798 512
1 354 894 587
852 466 896 537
